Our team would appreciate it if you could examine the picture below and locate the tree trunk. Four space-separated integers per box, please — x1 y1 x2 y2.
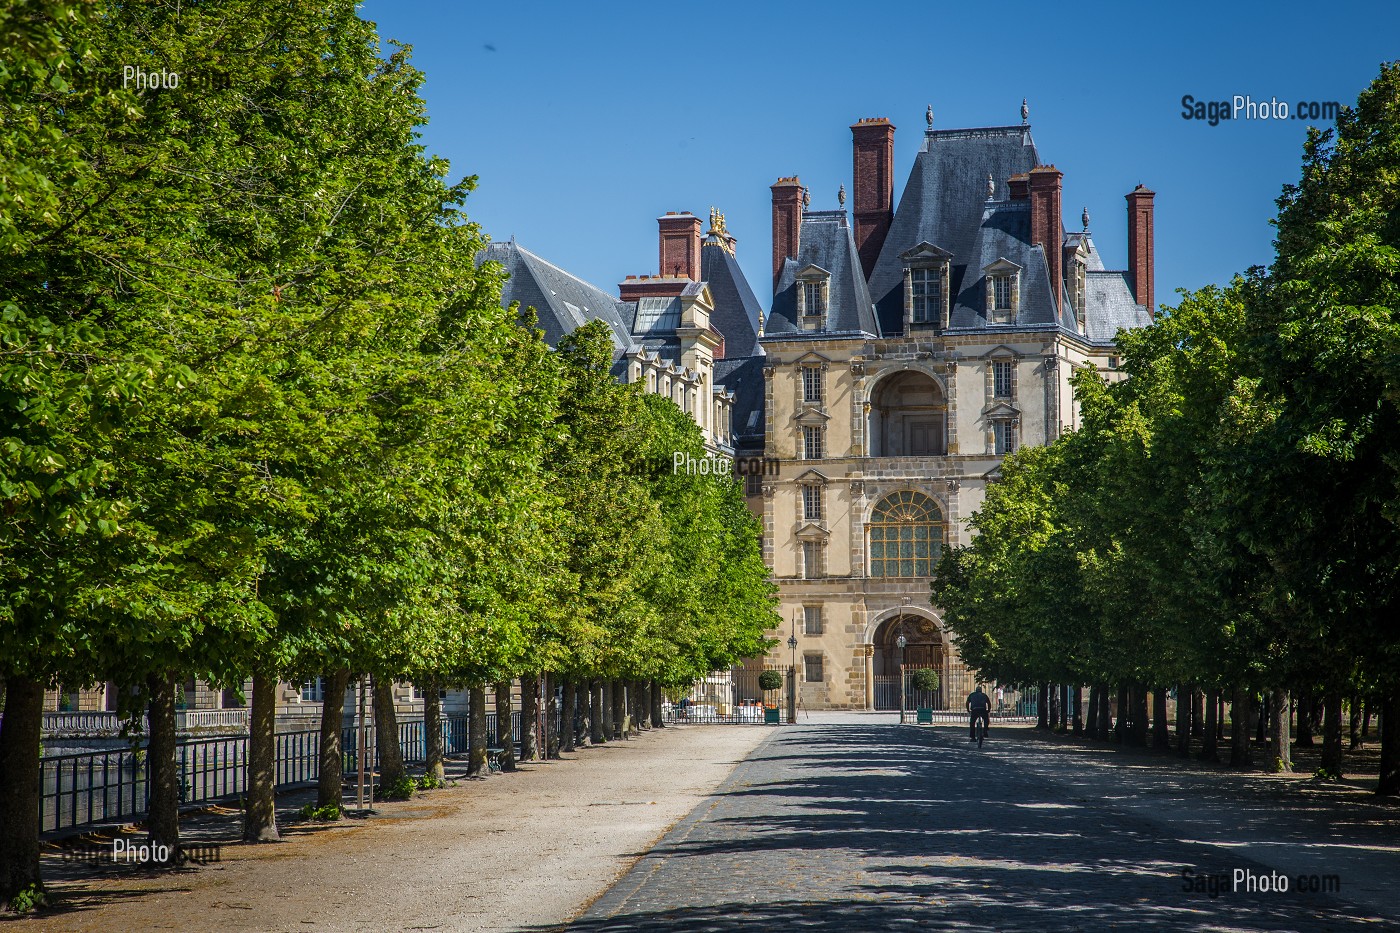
145 673 180 865
467 684 487 777
494 682 516 772
1229 684 1253 768
561 678 577 753
1297 691 1315 746
545 674 560 757
1191 687 1204 737
1362 700 1373 741
423 676 445 784
650 679 664 728
1321 692 1344 778
589 680 604 744
244 668 280 842
1176 683 1191 757
632 681 647 733
1037 682 1049 730
1071 685 1083 735
1379 691 1399 797
1199 689 1220 761
1348 694 1362 749
1269 687 1292 773
1152 688 1170 750
599 680 614 739
373 678 405 791
317 668 350 810
610 679 626 740
519 674 539 761
0 677 44 910
1131 683 1150 747
1114 683 1129 743
1085 684 1100 739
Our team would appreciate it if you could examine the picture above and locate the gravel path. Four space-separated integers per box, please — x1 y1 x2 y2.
20 724 769 933
566 716 1400 932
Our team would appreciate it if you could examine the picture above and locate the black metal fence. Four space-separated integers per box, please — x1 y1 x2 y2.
661 666 792 724
37 712 504 836
874 666 1037 721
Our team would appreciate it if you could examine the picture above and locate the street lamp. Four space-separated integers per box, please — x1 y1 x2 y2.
787 613 799 724
896 634 908 724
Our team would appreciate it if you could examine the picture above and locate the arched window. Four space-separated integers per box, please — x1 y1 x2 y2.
868 491 944 577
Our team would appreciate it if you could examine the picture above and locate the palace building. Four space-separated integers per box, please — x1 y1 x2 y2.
761 105 1153 708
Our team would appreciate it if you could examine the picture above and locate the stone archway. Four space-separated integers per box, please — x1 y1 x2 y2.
869 611 946 710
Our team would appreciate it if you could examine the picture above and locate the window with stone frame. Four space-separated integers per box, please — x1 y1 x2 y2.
910 267 942 324
804 652 825 683
867 491 944 578
801 540 823 579
801 366 824 406
801 280 826 315
992 360 1015 399
992 419 1017 455
802 426 824 460
992 275 1015 311
984 262 1021 324
745 472 763 497
301 678 324 703
803 605 824 636
802 483 823 521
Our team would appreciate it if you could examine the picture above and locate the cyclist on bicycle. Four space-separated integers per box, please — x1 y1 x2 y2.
967 685 991 742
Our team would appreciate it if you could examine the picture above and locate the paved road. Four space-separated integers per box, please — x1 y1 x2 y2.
563 716 1399 932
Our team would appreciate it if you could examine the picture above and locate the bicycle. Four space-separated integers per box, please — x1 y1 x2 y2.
971 712 987 748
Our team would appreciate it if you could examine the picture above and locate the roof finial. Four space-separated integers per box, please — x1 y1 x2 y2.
986 173 995 200
1081 206 1090 231
838 183 846 208
926 104 933 129
802 188 810 210
1021 97 1029 124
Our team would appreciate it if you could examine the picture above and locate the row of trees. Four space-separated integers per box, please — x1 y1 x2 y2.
933 63 1400 795
0 0 776 911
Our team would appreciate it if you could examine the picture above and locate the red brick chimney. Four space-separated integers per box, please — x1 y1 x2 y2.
658 211 702 281
1007 173 1030 200
1126 185 1156 315
850 117 895 280
1028 165 1064 314
771 177 803 293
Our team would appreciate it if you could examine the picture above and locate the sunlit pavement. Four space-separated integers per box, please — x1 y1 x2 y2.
562 716 1399 932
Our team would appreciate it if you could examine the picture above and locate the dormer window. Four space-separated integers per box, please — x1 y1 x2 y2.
982 258 1022 325
795 264 832 332
900 243 952 330
911 268 941 323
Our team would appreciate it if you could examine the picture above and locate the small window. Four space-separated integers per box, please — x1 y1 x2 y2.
802 484 823 521
804 653 825 683
802 281 825 315
301 678 324 703
911 268 941 323
993 361 1014 399
803 606 824 636
993 420 1017 456
745 473 763 496
802 367 823 406
993 276 1014 311
802 540 822 579
1108 355 1120 369
802 426 824 460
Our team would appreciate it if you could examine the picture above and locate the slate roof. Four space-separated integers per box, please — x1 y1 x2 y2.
715 355 766 448
766 210 879 337
944 199 1060 330
480 240 637 355
868 126 1041 336
701 243 764 358
1083 270 1151 342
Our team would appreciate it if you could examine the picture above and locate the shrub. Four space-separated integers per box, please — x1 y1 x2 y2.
910 669 940 693
757 670 783 691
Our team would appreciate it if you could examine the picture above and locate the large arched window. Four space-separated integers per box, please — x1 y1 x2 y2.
868 491 944 577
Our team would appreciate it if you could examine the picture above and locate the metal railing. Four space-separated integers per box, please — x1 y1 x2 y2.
38 714 481 836
663 667 791 724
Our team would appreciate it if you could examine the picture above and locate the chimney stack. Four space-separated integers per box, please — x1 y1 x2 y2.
658 211 702 281
1126 185 1156 315
1028 165 1064 314
1007 173 1030 200
850 117 895 279
771 177 804 293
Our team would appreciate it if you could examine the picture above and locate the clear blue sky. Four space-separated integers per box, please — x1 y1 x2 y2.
360 0 1398 311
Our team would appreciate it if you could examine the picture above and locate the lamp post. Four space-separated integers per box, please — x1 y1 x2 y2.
787 615 799 725
896 634 908 724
